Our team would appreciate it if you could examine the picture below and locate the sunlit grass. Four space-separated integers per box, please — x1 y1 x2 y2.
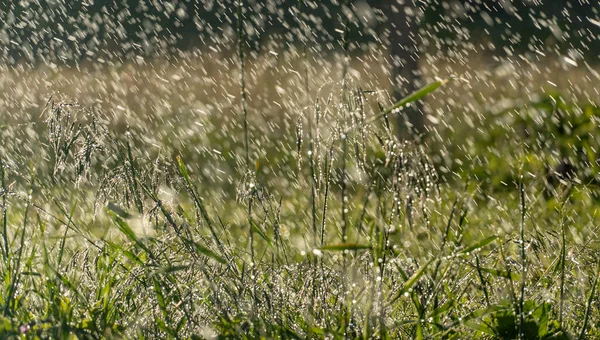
0 66 599 338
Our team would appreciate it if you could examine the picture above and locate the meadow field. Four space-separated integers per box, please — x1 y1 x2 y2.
0 43 599 339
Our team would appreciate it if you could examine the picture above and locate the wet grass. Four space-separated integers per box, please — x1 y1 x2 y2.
0 68 600 339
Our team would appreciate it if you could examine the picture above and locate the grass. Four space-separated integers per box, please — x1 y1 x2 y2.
0 67 599 339
1 30 600 336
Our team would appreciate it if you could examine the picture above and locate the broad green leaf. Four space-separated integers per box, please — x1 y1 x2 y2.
341 77 452 135
366 77 453 127
384 78 452 115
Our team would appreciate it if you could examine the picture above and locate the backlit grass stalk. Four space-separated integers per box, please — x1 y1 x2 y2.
377 198 391 338
426 199 458 331
247 188 257 310
578 262 600 340
498 239 518 324
321 146 333 246
308 103 319 321
238 0 256 315
475 254 490 307
309 107 318 247
339 97 350 332
518 178 526 340
557 189 571 328
0 159 8 261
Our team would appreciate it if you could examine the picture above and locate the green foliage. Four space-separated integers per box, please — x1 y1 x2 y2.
469 301 568 339
446 93 600 194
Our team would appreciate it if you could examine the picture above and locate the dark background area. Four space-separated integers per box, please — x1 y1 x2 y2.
1 0 599 65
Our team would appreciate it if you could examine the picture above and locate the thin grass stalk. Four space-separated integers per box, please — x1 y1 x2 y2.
362 179 381 339
518 178 526 340
432 199 457 283
177 156 228 261
340 107 350 336
355 185 373 244
498 239 518 325
296 118 303 170
559 190 570 327
57 203 75 270
126 140 143 214
578 262 600 340
309 111 318 247
426 199 457 329
475 254 490 307
321 146 333 246
340 92 350 245
315 102 323 187
308 104 319 323
247 189 257 310
272 198 287 265
373 179 386 337
237 0 250 167
0 159 8 261
51 198 101 250
5 167 33 315
319 146 333 324
378 217 390 338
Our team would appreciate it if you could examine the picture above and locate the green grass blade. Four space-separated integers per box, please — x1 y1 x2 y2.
391 258 435 303
194 242 227 265
251 222 273 247
384 78 451 115
428 299 456 319
106 208 152 255
105 241 146 266
153 277 169 321
477 267 522 281
578 263 600 340
365 77 453 126
459 236 498 254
